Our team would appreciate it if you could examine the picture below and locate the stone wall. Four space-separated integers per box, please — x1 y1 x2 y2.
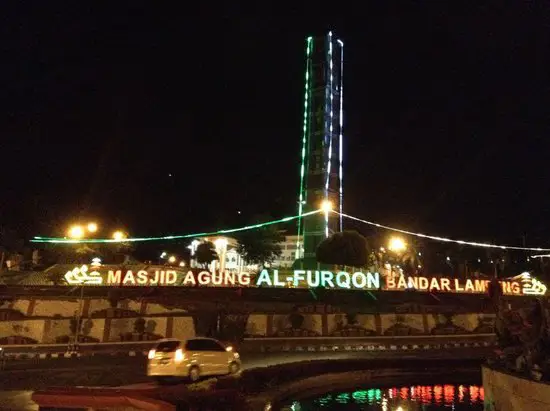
483 366 550 411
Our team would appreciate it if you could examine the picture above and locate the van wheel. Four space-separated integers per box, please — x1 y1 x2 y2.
188 366 200 382
229 361 240 375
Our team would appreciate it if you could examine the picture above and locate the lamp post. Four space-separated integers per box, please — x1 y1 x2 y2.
387 236 407 277
214 238 228 273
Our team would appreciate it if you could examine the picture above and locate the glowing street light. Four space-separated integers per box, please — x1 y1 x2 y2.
320 200 333 213
179 261 186 267
112 231 127 241
168 256 177 264
388 236 407 253
87 222 98 233
68 225 85 239
160 252 167 258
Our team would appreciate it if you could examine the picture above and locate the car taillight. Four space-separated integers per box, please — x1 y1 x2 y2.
174 348 185 362
148 349 156 359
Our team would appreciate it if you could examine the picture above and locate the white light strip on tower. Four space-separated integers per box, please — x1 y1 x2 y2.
325 31 334 238
338 38 344 232
296 37 312 259
335 210 550 251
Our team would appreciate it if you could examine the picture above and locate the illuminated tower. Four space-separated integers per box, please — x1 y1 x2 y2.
296 32 344 260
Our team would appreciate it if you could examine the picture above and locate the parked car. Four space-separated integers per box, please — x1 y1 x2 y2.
147 337 241 383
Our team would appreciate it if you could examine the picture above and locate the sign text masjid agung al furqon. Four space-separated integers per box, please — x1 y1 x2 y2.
64 264 547 296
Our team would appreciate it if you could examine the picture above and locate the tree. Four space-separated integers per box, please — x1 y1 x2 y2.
316 230 368 267
234 215 284 266
195 241 218 268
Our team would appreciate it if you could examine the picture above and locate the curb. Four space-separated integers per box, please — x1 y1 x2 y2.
32 388 175 411
5 350 148 360
264 340 497 353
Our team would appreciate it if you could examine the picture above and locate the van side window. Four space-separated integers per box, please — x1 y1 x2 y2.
185 339 209 351
155 340 180 352
203 339 226 352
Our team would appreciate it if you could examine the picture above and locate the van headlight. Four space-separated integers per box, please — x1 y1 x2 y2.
148 349 156 359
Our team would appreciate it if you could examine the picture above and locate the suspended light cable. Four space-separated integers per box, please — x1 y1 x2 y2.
31 210 322 244
335 211 550 252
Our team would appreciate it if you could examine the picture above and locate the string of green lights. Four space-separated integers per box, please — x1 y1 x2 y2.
30 209 322 244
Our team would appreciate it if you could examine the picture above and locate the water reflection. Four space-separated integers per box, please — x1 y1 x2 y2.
281 384 484 410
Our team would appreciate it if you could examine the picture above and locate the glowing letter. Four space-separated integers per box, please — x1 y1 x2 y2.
429 277 440 291
273 270 286 287
351 272 366 289
454 279 464 292
418 277 429 290
223 271 236 286
397 276 407 289
123 271 136 285
164 270 177 285
474 280 487 293
336 272 351 289
182 271 196 286
307 270 321 287
107 270 122 285
237 271 250 286
465 279 475 292
211 271 223 285
256 269 272 287
197 271 211 285
386 277 396 289
321 271 335 288
366 272 380 289
440 278 451 291
137 270 149 285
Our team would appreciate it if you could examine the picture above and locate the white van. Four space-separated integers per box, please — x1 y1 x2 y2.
147 337 241 383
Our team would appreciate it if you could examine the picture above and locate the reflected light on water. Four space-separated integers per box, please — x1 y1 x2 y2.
281 383 485 410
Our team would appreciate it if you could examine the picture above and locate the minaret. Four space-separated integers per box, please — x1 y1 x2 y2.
296 32 344 260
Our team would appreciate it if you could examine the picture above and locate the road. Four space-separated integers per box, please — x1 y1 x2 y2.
0 348 490 410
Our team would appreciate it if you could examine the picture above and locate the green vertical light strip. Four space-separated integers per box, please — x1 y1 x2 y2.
296 36 313 260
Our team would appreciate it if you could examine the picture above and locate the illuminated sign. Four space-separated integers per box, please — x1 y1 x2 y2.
64 265 102 285
62 264 546 296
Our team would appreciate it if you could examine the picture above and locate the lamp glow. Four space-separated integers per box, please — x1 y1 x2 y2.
112 231 126 241
168 256 176 263
321 200 333 213
388 237 407 253
68 225 85 239
87 223 98 233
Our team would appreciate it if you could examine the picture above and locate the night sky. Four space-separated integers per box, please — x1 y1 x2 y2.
2 4 550 252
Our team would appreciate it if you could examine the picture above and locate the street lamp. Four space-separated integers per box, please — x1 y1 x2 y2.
112 231 126 241
168 255 176 264
388 236 407 253
68 225 85 239
320 200 333 213
87 222 98 233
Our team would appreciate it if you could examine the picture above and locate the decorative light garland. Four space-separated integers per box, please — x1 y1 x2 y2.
31 210 322 244
31 207 550 253
335 211 550 252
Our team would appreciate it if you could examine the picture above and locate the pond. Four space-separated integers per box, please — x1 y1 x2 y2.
280 383 484 410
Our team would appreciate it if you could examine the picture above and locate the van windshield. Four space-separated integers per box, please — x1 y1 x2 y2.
155 340 180 352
